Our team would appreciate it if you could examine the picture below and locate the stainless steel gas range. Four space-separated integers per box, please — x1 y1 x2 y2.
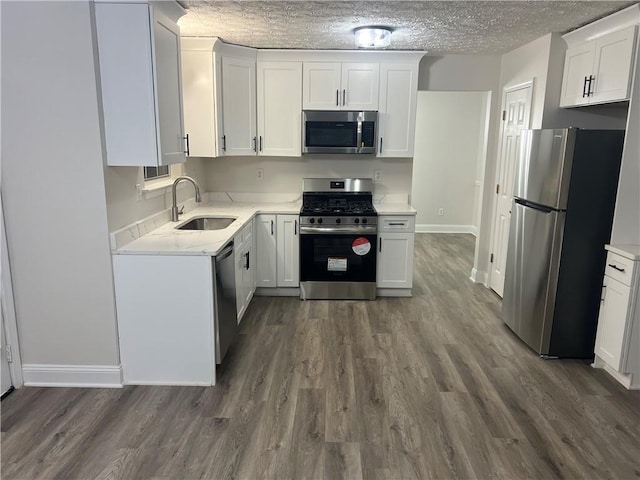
299 178 378 300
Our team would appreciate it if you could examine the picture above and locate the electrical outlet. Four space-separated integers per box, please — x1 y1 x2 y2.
256 168 264 180
374 170 382 182
438 208 444 216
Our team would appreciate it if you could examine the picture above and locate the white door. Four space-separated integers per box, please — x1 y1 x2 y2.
377 233 414 288
1 312 12 397
302 63 342 110
559 42 594 107
591 26 637 104
341 63 379 110
276 215 299 287
221 56 257 156
255 215 277 287
378 63 418 157
257 61 302 157
489 83 532 297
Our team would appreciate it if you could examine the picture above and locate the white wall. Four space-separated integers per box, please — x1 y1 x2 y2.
1 2 120 368
411 91 490 234
200 155 412 196
104 157 205 231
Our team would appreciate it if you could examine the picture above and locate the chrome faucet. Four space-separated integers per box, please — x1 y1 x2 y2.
171 176 202 221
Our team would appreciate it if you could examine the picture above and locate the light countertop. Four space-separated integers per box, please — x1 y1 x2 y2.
115 201 300 256
605 244 640 261
114 199 416 256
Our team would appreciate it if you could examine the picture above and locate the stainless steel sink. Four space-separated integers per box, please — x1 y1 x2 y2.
176 216 236 231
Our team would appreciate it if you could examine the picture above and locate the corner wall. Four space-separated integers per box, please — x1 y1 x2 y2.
1 1 120 383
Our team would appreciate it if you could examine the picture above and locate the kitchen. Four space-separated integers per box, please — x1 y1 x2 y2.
2 1 640 478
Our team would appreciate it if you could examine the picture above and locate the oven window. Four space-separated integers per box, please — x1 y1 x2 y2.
300 234 377 282
305 121 357 148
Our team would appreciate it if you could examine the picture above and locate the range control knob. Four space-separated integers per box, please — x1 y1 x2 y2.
362 218 368 224
309 218 315 224
336 218 342 224
354 218 360 224
317 218 323 224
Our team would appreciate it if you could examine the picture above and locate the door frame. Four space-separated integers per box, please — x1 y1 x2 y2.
1 193 24 388
486 80 534 292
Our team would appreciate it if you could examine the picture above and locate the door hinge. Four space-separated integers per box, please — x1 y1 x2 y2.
496 184 500 195
490 253 494 263
502 110 506 121
6 345 13 363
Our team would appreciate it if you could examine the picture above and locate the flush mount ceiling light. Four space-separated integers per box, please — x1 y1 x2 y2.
354 26 392 49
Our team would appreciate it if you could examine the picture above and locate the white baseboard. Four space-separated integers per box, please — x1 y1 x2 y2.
255 287 300 297
469 268 489 285
22 364 123 388
416 224 477 236
377 288 412 297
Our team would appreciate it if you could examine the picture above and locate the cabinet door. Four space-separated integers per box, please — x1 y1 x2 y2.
255 215 277 287
276 215 300 287
377 233 414 288
595 276 631 370
221 56 257 156
341 63 379 110
181 49 216 157
378 63 418 157
591 26 637 104
303 63 341 110
559 42 595 107
151 8 186 165
95 3 159 166
257 62 302 157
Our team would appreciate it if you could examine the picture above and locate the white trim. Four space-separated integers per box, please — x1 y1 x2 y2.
563 4 640 46
377 288 412 297
22 364 123 388
416 224 477 236
593 355 640 390
123 380 214 386
254 287 300 297
469 268 489 286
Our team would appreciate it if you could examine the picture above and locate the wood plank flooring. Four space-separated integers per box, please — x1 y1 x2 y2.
2 233 639 479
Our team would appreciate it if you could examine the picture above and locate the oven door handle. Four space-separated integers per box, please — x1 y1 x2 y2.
300 225 378 235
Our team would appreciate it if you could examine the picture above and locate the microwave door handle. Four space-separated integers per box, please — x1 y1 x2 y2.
356 118 363 153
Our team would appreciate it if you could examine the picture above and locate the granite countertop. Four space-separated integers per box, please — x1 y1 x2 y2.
113 195 416 256
115 201 301 256
605 244 640 261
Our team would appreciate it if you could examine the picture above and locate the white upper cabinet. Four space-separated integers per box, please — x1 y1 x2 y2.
560 25 637 107
221 56 257 156
257 62 302 156
303 62 379 110
181 45 216 157
95 1 186 166
378 63 419 157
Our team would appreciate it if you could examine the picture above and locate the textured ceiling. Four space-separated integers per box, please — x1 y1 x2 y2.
178 1 637 54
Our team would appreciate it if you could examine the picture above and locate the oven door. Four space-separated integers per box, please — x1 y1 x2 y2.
300 232 377 283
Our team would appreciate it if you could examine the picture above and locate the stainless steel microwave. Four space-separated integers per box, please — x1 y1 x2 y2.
302 111 378 154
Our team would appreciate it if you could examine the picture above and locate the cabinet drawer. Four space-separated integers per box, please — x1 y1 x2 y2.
605 252 635 286
378 216 415 233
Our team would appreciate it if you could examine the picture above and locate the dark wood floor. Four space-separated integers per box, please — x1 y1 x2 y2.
2 234 639 479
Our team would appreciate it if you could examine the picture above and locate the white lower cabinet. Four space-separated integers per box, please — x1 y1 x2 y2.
234 222 255 323
112 254 216 386
594 247 640 389
255 214 277 287
276 215 300 287
377 215 415 292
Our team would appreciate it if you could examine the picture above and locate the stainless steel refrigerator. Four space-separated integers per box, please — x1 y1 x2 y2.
502 128 624 358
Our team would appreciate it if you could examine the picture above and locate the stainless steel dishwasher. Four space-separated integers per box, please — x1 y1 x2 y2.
213 241 238 364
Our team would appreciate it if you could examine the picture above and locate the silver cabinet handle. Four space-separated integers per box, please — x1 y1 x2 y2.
379 239 382 252
608 263 625 273
583 76 589 98
259 136 263 152
222 135 226 152
270 219 274 235
294 220 298 235
379 137 383 154
342 89 346 106
388 223 406 226
183 134 190 156
253 136 257 152
336 90 339 106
